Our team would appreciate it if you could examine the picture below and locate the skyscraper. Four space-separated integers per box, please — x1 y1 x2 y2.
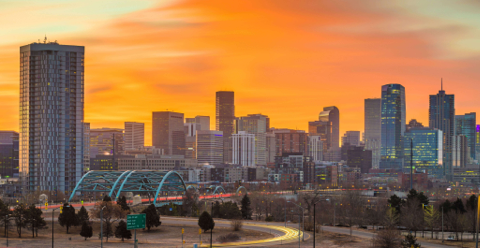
232 131 256 166
83 123 90 172
20 41 84 192
89 128 124 158
364 98 381 168
403 127 443 177
380 84 406 169
455 112 476 161
237 114 268 165
342 131 361 146
429 83 455 177
319 106 340 149
124 122 144 150
216 91 235 163
0 131 19 178
152 111 185 156
196 130 223 165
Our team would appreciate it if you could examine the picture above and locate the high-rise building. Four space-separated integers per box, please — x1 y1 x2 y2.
83 123 90 172
232 131 256 166
380 84 406 169
308 135 323 161
216 91 235 163
152 111 185 156
196 130 223 165
272 129 308 156
364 98 381 168
455 113 476 160
266 133 276 164
195 116 210 130
89 128 124 158
308 121 329 152
429 83 455 177
407 119 424 130
347 147 372 174
403 127 443 177
20 41 84 192
0 131 19 178
184 116 210 159
319 106 340 149
342 131 361 146
237 114 268 166
124 122 144 150
476 125 480 162
452 135 468 168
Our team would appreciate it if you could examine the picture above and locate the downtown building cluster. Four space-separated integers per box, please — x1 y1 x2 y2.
1 41 480 197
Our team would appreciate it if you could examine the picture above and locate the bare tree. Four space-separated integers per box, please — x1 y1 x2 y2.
372 227 402 248
339 190 366 236
91 200 128 242
401 198 424 237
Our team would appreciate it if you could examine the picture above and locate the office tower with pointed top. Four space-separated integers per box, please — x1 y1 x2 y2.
429 82 455 177
216 91 235 163
380 84 406 170
19 41 84 192
365 98 381 168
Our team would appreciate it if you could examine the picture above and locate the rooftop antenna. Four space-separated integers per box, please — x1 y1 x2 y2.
44 34 47 44
441 78 443 91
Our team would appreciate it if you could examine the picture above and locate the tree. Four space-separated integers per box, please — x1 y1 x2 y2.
407 189 429 206
58 203 79 234
0 199 11 236
91 198 128 242
117 196 130 212
423 206 439 239
80 222 93 240
13 204 27 238
77 206 90 225
141 204 161 231
218 201 242 219
198 211 215 232
240 194 252 220
25 204 46 238
103 195 112 202
388 194 404 213
115 220 132 241
401 198 424 237
183 190 199 217
401 233 421 248
383 207 399 228
212 201 221 218
373 227 402 248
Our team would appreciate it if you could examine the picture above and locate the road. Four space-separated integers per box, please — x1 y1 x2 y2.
162 217 309 247
166 216 453 248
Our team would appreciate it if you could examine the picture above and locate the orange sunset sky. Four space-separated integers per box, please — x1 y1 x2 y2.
1 0 480 146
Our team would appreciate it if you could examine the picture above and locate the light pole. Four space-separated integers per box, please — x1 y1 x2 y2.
210 202 213 248
5 214 8 247
101 206 106 248
288 201 305 243
284 197 287 227
441 205 444 243
52 209 57 248
313 199 323 248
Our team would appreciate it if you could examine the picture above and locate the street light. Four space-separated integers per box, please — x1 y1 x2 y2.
5 214 9 247
288 201 305 247
313 199 323 248
101 206 106 248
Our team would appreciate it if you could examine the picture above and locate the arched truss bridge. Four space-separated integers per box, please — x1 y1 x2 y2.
68 170 187 206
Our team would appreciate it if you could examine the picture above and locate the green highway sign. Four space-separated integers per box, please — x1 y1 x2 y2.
127 214 146 230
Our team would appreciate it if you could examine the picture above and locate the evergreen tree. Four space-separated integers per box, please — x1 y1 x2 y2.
466 195 477 211
212 201 221 218
58 203 79 234
141 204 161 231
80 222 93 240
25 204 47 238
401 233 421 248
240 194 252 220
77 206 89 225
99 221 114 241
388 194 404 213
198 211 215 232
452 198 467 214
103 195 112 202
115 220 132 241
117 196 130 212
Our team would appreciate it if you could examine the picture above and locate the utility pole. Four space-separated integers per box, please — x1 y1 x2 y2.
284 197 287 227
210 202 213 248
442 206 444 243
410 138 413 190
52 209 56 248
476 195 479 248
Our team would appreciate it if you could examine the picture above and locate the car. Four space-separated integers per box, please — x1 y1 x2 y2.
447 235 455 241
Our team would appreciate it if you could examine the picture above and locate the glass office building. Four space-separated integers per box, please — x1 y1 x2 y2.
380 84 406 169
20 41 84 192
403 128 443 178
455 113 476 160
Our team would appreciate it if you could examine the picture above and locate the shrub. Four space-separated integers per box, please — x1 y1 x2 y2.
231 219 243 231
217 233 240 243
265 215 274 222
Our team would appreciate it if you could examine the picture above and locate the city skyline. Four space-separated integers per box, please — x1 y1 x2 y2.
2 1 480 146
